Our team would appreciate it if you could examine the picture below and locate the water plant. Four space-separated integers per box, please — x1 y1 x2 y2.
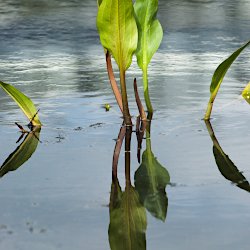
0 81 41 127
97 0 138 125
204 40 250 120
134 0 163 118
97 0 163 124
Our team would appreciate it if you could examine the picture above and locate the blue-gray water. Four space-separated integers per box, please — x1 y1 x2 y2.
0 0 250 249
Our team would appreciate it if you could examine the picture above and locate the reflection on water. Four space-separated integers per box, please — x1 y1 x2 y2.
0 1 250 249
109 119 170 249
0 126 41 178
205 121 250 192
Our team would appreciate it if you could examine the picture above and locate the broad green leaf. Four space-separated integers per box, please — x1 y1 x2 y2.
0 81 41 126
135 147 170 221
96 0 138 71
109 182 147 250
134 0 163 70
242 81 250 104
213 146 250 192
0 127 41 178
210 40 250 94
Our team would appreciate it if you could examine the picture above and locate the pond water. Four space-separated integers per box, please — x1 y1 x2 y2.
0 0 250 249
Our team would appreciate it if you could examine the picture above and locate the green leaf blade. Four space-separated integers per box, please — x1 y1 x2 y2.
134 0 163 70
97 0 138 71
0 81 41 126
210 40 250 94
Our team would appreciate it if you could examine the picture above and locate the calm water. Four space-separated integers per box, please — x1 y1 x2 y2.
0 0 250 249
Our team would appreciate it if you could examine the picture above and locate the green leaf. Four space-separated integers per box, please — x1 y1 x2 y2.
97 0 103 7
109 182 147 250
204 40 250 120
213 146 250 192
242 81 250 104
134 0 163 70
0 81 41 126
0 127 41 178
135 147 170 221
96 0 138 71
210 40 250 94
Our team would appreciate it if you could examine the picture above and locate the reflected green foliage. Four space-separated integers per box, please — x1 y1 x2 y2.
204 40 250 120
205 121 250 192
0 127 41 178
109 180 147 250
0 81 41 126
134 0 163 114
135 132 170 221
242 81 250 104
213 147 250 192
96 0 138 71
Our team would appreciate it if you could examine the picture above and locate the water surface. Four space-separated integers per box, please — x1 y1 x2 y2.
0 0 250 249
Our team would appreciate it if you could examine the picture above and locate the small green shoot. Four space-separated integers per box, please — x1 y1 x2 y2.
0 81 41 126
134 0 163 116
204 40 250 120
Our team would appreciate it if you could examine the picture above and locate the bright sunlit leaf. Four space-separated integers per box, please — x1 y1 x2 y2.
134 0 163 114
134 0 163 70
96 0 138 71
242 81 250 104
0 81 41 126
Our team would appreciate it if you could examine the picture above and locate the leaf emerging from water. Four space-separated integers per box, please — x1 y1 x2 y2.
135 149 170 221
0 81 41 126
210 40 250 94
109 182 147 250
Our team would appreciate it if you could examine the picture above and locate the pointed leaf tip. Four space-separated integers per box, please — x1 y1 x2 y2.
0 81 42 126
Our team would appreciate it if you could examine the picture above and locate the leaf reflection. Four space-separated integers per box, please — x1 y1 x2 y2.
108 119 170 249
0 127 41 178
205 121 250 192
135 120 170 221
109 126 147 250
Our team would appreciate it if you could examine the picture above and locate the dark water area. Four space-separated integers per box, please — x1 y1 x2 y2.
0 0 250 249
